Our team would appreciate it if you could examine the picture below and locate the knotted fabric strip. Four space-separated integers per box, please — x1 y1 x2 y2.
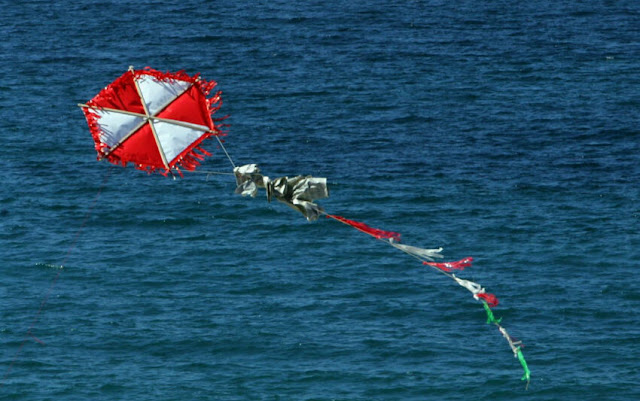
233 164 328 221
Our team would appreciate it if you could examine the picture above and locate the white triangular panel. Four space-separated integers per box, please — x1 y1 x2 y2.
152 120 208 164
136 74 191 116
94 109 146 147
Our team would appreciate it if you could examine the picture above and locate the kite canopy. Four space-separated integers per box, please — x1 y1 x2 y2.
79 67 224 174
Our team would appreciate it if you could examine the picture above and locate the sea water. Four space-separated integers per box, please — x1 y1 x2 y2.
1 1 639 400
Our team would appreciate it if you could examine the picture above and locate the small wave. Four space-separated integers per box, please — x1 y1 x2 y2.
34 263 64 270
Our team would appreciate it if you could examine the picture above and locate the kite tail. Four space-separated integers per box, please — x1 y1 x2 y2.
323 210 530 386
484 302 531 389
233 164 530 385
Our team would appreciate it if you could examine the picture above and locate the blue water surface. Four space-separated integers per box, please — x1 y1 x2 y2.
1 1 639 400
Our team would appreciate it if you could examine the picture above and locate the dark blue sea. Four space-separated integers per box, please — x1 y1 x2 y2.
1 1 639 399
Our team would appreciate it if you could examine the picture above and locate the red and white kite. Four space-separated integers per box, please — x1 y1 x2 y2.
76 67 531 386
79 67 224 174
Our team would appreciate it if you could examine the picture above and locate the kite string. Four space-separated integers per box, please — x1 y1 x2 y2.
1 167 112 387
215 136 236 169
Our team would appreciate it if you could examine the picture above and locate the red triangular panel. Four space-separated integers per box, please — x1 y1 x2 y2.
87 71 145 115
156 85 214 129
111 124 165 169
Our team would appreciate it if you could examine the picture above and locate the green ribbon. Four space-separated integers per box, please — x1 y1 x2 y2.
482 301 502 324
516 347 531 383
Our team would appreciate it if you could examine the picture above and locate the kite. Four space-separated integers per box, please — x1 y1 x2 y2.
78 67 530 387
78 66 226 175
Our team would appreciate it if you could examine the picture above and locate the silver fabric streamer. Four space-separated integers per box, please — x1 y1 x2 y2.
233 164 328 221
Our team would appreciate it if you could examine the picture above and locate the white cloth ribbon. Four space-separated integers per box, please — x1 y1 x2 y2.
452 274 486 300
388 240 443 262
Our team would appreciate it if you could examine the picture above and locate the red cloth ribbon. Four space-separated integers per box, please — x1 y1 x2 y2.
476 292 499 307
423 257 473 272
326 215 401 241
